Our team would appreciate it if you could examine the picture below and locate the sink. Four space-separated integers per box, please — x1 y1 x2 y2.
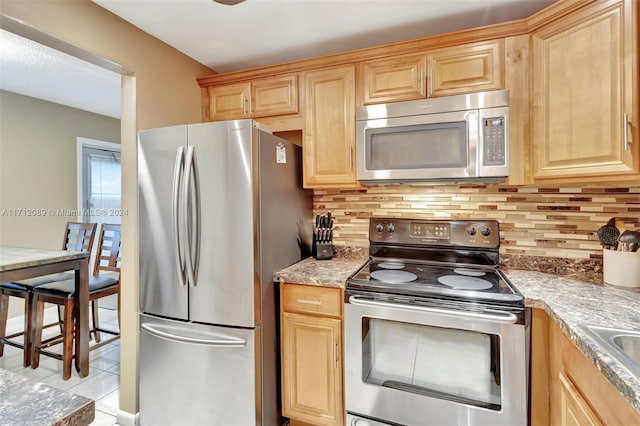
582 324 640 379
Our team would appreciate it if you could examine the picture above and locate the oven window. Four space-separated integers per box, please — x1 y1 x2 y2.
361 317 501 410
365 122 467 170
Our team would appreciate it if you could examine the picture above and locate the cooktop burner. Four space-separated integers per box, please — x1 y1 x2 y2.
437 275 493 290
370 269 418 283
346 218 523 307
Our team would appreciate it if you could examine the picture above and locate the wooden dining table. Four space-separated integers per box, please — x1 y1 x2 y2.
0 246 90 377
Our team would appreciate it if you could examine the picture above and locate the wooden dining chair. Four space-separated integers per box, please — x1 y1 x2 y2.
30 223 121 380
0 222 97 367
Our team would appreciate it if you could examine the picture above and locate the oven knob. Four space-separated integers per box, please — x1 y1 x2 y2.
466 226 476 236
375 223 384 233
386 223 395 233
480 226 491 237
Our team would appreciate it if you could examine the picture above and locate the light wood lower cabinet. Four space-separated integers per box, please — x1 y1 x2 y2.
532 308 640 426
281 283 344 426
557 372 603 426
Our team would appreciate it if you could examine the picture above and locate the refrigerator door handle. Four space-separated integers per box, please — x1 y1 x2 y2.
183 145 201 288
141 323 247 347
172 146 187 287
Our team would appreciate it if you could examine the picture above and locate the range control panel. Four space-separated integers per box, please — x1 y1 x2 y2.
369 218 500 249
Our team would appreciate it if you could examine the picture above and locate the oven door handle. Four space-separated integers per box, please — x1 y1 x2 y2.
348 295 519 324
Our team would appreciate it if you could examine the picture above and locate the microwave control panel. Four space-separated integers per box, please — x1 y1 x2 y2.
483 117 506 166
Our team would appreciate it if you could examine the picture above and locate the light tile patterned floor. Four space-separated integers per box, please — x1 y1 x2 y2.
1 305 121 426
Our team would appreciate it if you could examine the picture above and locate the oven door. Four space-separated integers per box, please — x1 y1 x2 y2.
344 294 528 426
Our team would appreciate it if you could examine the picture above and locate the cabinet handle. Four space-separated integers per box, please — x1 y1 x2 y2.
623 113 631 151
334 339 339 368
429 67 434 96
350 147 354 171
241 93 247 116
296 298 321 305
248 95 253 116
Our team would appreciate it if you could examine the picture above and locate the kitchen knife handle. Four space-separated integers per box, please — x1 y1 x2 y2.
172 147 187 288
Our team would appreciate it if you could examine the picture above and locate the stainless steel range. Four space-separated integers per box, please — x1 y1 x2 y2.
345 218 530 426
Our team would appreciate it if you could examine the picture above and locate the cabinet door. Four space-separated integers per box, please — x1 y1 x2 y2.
427 40 503 97
531 0 639 182
302 65 357 188
251 74 298 118
558 372 604 426
282 312 343 426
208 82 250 121
360 53 426 104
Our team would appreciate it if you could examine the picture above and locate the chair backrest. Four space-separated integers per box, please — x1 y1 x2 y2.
92 224 122 277
62 222 98 253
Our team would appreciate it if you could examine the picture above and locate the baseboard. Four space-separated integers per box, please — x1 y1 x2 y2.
116 410 139 426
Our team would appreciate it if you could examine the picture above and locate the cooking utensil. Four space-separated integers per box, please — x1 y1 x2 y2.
597 217 620 250
618 230 640 252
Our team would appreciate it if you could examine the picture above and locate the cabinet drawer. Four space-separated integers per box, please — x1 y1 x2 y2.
282 283 342 318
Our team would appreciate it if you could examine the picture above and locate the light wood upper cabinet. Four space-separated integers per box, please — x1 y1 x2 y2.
251 74 298 117
427 40 504 97
207 82 250 121
360 53 426 104
207 74 298 121
281 283 344 426
302 65 357 188
531 0 639 183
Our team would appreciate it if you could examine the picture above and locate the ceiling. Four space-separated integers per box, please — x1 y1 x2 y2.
94 0 557 73
0 29 122 119
0 0 558 118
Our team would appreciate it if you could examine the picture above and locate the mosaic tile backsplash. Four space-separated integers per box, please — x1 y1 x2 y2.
314 184 640 284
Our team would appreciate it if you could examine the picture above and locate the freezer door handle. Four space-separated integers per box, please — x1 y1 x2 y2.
172 146 187 287
141 323 247 347
183 145 201 287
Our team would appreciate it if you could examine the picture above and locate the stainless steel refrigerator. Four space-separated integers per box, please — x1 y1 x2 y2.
137 120 312 426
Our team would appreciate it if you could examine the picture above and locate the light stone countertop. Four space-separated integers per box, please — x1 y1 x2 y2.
275 257 640 413
505 269 640 413
0 368 94 425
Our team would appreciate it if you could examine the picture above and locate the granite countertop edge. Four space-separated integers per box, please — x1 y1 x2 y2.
275 257 640 413
0 368 95 426
505 269 640 413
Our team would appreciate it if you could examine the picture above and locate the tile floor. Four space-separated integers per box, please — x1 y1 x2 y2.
1 305 121 426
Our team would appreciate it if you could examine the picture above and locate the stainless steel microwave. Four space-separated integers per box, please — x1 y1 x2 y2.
356 90 509 183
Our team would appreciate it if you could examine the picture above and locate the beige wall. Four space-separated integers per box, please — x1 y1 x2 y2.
0 90 121 317
1 0 215 416
0 90 121 249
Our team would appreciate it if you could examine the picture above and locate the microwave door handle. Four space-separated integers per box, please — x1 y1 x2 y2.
348 295 518 324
